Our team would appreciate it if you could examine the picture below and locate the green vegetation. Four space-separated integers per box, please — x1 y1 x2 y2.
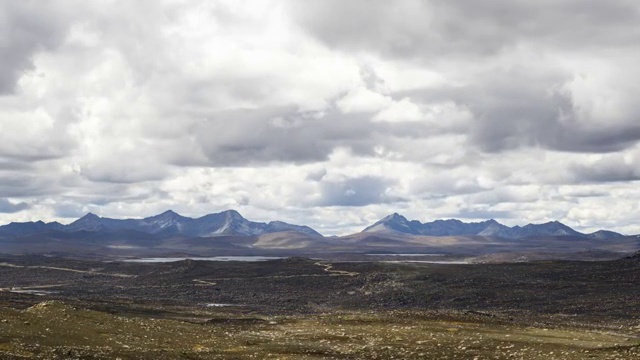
1 301 638 359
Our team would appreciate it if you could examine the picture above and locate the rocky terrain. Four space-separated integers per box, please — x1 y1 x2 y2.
1 254 640 358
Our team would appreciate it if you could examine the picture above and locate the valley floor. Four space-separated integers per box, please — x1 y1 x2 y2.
1 255 639 359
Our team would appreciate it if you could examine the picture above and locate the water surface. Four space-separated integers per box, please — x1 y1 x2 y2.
366 253 445 257
124 256 284 263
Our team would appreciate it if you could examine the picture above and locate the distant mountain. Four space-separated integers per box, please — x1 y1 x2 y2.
0 220 64 236
1 211 638 260
0 210 322 238
363 213 624 240
363 213 500 236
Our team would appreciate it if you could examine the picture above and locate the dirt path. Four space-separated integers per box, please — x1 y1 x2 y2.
314 261 359 276
192 279 217 286
0 262 135 278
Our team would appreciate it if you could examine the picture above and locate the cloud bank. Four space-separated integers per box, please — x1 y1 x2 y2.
1 0 640 235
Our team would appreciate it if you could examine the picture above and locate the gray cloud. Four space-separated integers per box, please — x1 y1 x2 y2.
0 171 62 198
316 176 402 207
572 159 640 183
52 202 86 218
0 198 30 213
290 0 640 156
189 108 385 166
288 0 640 59
0 159 32 171
450 208 514 220
1 0 640 235
401 67 640 155
0 1 76 93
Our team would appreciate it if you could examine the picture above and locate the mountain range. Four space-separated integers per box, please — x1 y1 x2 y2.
362 213 625 239
0 210 630 240
0 210 637 260
0 210 321 238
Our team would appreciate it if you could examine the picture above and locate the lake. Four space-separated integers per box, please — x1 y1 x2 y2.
123 256 284 263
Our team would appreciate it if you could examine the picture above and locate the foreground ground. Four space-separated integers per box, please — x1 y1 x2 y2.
1 255 640 359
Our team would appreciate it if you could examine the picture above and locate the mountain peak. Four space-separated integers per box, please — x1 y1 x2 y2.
382 212 408 222
0 210 322 238
362 212 416 234
152 209 186 220
81 212 100 220
67 212 105 232
363 215 598 239
71 212 101 224
222 209 244 220
586 229 625 240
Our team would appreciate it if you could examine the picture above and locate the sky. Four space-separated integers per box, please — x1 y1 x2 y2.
1 0 640 236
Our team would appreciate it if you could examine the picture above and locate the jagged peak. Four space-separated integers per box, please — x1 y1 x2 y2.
151 209 187 219
380 212 408 222
548 220 567 226
76 212 100 221
222 209 244 220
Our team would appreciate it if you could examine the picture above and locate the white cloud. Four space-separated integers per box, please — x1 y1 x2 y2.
1 0 640 236
373 97 424 122
336 86 392 114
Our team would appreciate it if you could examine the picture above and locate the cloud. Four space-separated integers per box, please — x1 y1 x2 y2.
336 86 392 114
1 0 640 236
0 199 30 214
287 0 640 59
0 1 78 93
571 149 640 183
315 176 403 207
290 0 640 154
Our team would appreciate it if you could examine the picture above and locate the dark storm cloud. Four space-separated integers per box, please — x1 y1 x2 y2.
0 198 30 213
316 176 402 207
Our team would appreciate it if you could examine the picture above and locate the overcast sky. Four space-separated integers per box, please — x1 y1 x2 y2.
2 0 640 235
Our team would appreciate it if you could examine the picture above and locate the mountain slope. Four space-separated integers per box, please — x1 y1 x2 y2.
363 214 513 237
363 213 624 240
0 220 65 236
0 210 322 238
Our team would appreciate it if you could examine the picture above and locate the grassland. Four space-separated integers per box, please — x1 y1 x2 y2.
1 301 638 359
